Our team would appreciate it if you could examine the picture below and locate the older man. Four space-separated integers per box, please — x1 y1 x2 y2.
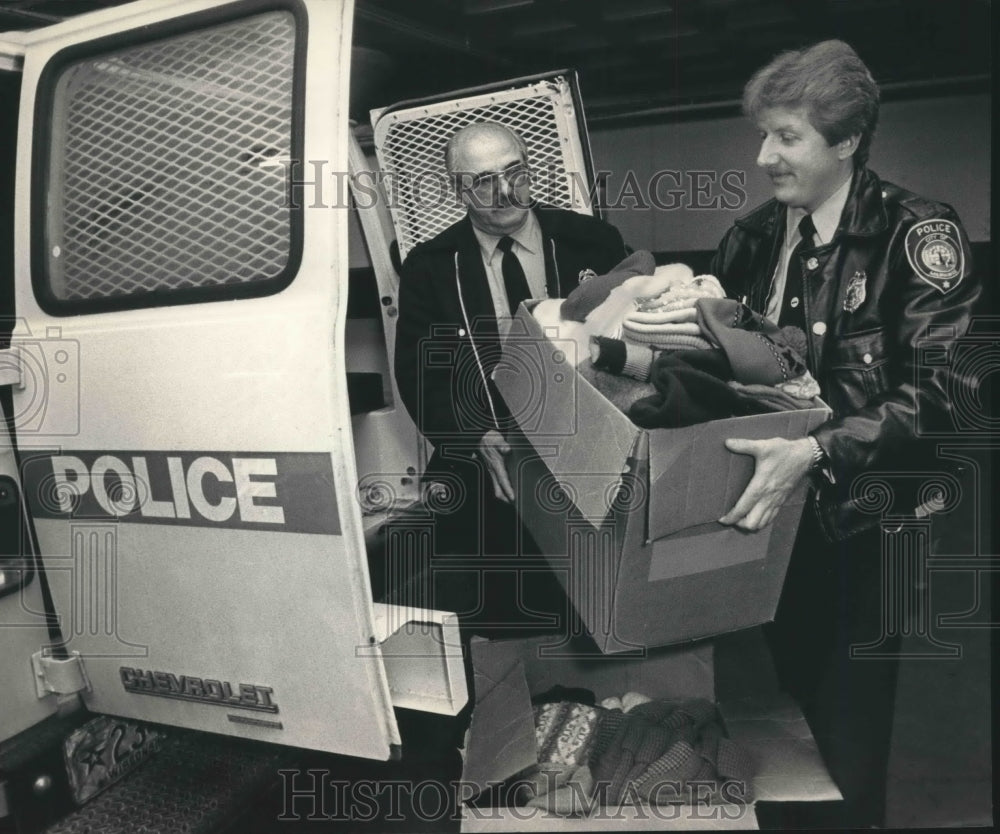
712 41 980 826
394 122 626 622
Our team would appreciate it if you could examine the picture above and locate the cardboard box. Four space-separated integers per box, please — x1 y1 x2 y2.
459 629 839 831
493 307 830 652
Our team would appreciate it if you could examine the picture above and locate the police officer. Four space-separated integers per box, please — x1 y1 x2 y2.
712 40 980 827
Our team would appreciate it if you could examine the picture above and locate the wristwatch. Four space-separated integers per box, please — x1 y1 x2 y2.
807 435 827 471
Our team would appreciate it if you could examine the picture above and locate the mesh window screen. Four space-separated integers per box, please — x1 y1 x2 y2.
372 76 594 262
42 11 298 306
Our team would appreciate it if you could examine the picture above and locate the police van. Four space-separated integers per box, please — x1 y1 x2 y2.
0 0 630 828
0 0 991 830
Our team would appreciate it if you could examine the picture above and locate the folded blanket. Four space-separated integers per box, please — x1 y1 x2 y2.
521 695 756 816
589 698 754 807
628 349 780 429
534 701 604 767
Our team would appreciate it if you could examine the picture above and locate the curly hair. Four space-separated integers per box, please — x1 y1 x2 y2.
742 40 880 168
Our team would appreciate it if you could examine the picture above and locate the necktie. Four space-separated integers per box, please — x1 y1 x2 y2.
498 236 531 315
778 214 816 330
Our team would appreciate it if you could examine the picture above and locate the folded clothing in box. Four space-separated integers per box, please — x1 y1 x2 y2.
520 695 755 816
494 304 831 651
459 633 840 831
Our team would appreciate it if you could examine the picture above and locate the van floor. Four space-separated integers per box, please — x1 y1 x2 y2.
39 619 989 833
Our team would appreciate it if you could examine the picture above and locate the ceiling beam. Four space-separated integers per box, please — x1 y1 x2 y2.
463 0 534 13
0 6 63 25
355 4 513 66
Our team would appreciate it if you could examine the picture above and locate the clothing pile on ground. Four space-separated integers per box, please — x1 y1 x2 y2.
511 685 755 817
531 250 821 428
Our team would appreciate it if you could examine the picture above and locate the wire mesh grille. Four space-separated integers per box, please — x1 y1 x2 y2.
45 11 297 303
374 78 591 261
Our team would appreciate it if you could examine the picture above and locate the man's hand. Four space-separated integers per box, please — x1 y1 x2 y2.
718 437 813 531
478 429 515 503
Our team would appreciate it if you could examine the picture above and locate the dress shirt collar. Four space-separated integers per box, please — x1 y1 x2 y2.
785 173 853 247
472 209 542 260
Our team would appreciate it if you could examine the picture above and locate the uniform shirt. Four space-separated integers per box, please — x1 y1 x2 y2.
472 210 547 334
765 175 853 321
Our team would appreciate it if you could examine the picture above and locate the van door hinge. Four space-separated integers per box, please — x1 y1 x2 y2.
0 348 22 388
31 651 91 698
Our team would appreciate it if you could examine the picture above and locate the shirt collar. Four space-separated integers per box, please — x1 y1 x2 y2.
785 173 853 247
472 209 541 260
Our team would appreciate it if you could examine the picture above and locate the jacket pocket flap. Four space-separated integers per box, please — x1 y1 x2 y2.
828 327 887 368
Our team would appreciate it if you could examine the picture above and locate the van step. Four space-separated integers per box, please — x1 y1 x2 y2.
43 730 292 834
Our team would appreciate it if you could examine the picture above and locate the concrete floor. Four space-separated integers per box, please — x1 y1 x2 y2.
884 572 993 828
883 453 994 829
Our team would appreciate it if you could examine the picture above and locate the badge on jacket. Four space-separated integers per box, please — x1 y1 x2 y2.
578 268 598 283
904 218 964 293
843 271 867 313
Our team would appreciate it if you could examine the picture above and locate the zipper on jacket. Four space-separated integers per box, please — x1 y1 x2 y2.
453 252 501 429
549 238 562 298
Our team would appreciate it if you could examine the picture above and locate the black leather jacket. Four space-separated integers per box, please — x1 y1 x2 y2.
395 204 626 476
711 167 980 538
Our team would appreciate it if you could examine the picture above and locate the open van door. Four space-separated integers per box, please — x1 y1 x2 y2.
0 0 464 762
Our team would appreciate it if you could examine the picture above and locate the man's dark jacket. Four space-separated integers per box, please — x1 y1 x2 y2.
711 167 980 538
395 204 626 478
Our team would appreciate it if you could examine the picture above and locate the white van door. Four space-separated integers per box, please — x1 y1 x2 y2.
0 0 456 760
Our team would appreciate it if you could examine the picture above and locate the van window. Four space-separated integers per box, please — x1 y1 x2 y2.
35 8 303 314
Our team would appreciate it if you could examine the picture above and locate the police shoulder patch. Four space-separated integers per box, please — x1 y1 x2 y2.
904 218 964 293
